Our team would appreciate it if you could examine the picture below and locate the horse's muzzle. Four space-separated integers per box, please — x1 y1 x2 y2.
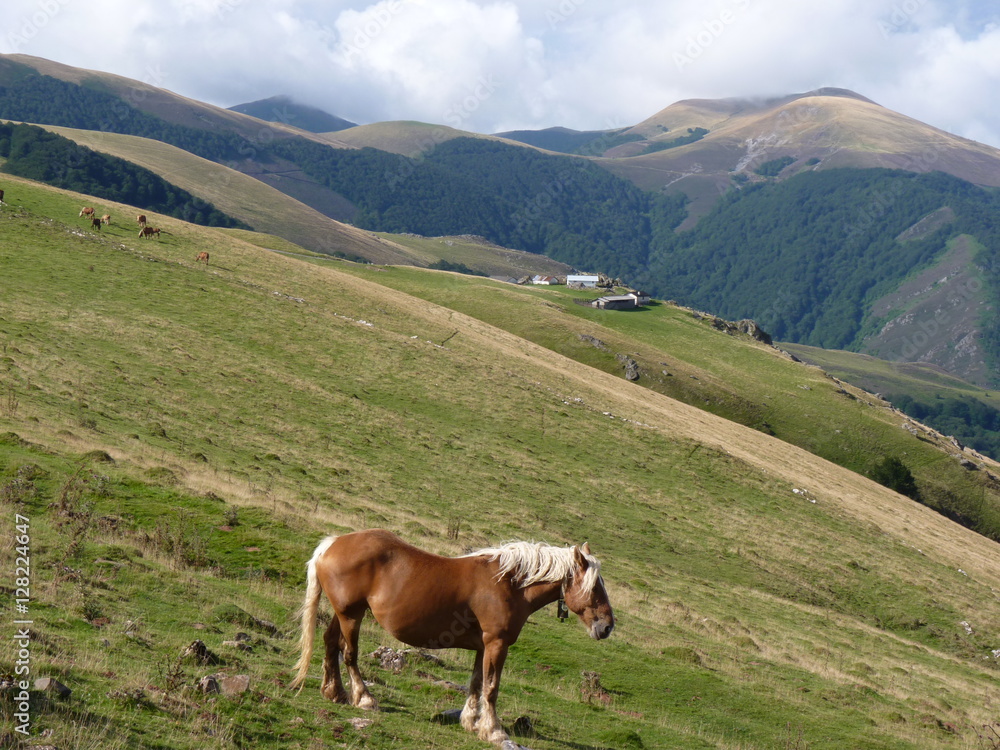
591 618 615 640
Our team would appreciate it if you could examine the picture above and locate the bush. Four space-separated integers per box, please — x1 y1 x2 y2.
869 456 919 499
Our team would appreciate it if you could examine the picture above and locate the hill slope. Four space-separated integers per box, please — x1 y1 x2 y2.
4 55 1000 386
3 176 1000 748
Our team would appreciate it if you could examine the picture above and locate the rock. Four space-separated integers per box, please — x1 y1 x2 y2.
211 604 279 636
735 319 773 344
222 640 253 652
349 717 374 730
616 354 640 381
34 677 71 699
370 645 407 673
578 334 610 352
198 675 220 694
431 708 463 725
218 674 250 696
512 714 536 737
182 639 220 666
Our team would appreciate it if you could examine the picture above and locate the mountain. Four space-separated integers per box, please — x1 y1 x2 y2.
3 54 1000 387
493 125 620 154
228 94 356 133
593 88 1000 222
5 173 1000 748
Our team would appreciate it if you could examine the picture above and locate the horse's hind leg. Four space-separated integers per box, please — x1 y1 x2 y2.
460 649 484 732
340 612 378 710
321 617 349 703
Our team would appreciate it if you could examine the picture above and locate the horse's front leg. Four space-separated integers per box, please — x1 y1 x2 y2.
461 649 484 732
339 612 378 710
475 638 510 745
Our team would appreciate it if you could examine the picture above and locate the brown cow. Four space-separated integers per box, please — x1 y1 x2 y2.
101 214 112 225
195 251 210 265
138 226 161 239
136 214 147 227
91 217 102 231
79 207 95 218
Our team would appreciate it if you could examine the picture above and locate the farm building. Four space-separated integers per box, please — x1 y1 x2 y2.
531 275 560 285
594 295 638 310
567 274 600 288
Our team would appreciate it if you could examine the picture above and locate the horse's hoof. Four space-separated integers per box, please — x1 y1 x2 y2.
321 687 349 703
478 727 509 745
357 694 379 711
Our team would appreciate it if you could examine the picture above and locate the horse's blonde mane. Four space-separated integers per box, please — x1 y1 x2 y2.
464 541 601 593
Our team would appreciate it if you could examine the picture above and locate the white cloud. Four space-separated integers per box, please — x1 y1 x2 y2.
1 0 999 146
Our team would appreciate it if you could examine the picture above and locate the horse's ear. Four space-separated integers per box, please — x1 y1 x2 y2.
573 544 589 569
581 542 591 556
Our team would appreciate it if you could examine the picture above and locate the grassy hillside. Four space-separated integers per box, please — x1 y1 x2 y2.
18 124 565 279
4 176 1000 749
781 342 1000 459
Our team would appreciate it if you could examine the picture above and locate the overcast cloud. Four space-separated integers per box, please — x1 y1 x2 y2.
3 0 1000 146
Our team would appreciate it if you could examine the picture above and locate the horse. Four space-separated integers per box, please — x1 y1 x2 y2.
79 206 95 218
136 214 147 227
291 529 614 745
195 251 210 265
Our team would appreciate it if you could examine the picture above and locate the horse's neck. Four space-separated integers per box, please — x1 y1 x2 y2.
520 579 564 612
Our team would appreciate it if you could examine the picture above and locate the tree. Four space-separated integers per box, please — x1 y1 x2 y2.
868 456 919 499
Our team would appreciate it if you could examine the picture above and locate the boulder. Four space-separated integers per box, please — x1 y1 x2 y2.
34 677 71 699
218 674 250 696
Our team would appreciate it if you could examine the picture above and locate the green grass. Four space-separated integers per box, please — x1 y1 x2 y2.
317 262 1000 536
3 175 1000 748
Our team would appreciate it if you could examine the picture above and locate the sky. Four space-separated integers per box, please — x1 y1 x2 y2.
3 0 1000 146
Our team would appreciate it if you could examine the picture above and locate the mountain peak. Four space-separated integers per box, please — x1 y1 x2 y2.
228 95 356 133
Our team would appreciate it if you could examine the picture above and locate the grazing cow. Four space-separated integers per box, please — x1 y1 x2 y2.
91 216 102 231
79 207 95 218
195 251 210 265
138 226 161 239
136 214 147 227
101 214 112 225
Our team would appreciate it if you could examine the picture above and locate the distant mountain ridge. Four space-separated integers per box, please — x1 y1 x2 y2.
2 53 1000 386
228 95 356 133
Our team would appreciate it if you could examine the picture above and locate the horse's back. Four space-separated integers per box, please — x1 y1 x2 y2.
316 529 490 646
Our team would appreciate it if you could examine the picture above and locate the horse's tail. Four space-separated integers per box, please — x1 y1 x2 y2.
290 535 337 691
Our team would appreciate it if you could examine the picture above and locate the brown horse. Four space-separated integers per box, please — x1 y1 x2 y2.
291 529 614 744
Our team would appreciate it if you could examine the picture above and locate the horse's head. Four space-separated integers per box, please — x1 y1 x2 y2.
563 542 615 640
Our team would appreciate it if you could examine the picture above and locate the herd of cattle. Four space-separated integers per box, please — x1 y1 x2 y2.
78 206 160 238
0 190 211 265
78 206 209 264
